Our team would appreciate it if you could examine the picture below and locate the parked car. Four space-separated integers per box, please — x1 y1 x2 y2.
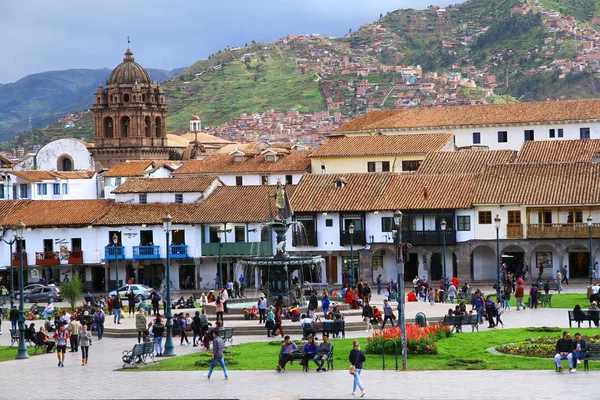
20 286 63 303
108 284 153 302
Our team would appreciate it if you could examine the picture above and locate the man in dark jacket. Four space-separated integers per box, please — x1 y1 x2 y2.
308 291 318 319
9 306 18 330
554 331 575 373
112 295 122 324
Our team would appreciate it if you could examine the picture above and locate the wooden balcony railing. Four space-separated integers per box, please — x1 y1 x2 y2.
527 223 600 239
506 223 523 239
68 250 83 264
35 251 60 266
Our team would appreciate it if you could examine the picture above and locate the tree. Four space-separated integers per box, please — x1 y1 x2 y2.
62 274 83 309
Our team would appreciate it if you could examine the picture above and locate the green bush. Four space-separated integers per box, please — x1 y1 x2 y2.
61 275 83 309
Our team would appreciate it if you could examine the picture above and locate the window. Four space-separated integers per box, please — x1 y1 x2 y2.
265 154 276 162
367 161 390 172
62 183 68 194
567 211 583 224
478 211 492 224
457 216 471 231
53 183 60 195
472 132 481 144
538 211 552 224
402 160 421 171
581 127 591 139
381 217 393 232
558 128 564 138
320 165 326 174
16 239 26 252
325 219 333 227
37 183 47 195
549 129 555 138
507 210 521 224
115 178 122 186
235 176 243 186
71 238 82 251
139 194 147 204
174 194 183 204
497 131 507 143
285 175 293 185
209 226 220 243
233 155 245 163
234 226 245 242
261 176 269 185
0 186 4 199
20 184 28 198
524 130 534 141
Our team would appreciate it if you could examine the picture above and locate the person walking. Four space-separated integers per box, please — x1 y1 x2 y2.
93 306 105 340
349 340 366 397
152 316 165 357
321 291 330 318
112 295 122 324
215 296 224 323
53 324 70 367
178 312 191 346
135 307 147 343
67 317 81 352
126 289 136 318
0 285 7 305
561 265 569 285
515 279 525 311
79 324 92 366
376 274 382 295
151 288 161 316
380 299 395 330
204 330 229 380
266 306 276 337
307 291 318 319
192 311 202 347
257 293 267 324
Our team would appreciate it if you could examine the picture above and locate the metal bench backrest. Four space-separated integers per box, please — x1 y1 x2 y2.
133 343 145 356
143 341 154 354
587 343 600 357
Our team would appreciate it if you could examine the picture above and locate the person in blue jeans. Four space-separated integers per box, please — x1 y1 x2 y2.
472 291 484 324
349 340 366 397
204 330 228 380
112 295 122 324
93 307 105 340
380 299 395 329
572 332 587 368
376 274 382 295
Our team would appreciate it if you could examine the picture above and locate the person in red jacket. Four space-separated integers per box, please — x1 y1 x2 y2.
451 276 459 289
515 281 525 310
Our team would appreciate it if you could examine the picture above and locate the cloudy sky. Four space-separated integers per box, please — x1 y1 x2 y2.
0 0 457 84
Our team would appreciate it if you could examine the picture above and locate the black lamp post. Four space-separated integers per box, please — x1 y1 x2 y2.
217 229 224 289
494 215 501 296
588 215 594 285
393 210 407 370
0 225 17 309
440 219 448 295
162 213 175 357
349 223 355 285
112 234 120 297
15 220 28 359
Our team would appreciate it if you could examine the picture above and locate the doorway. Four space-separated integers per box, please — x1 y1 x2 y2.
325 256 338 284
405 253 419 281
430 253 442 280
91 266 105 291
569 252 589 278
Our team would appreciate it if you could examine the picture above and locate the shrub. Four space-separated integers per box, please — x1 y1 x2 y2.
366 323 451 355
447 358 488 369
526 326 561 332
60 275 83 309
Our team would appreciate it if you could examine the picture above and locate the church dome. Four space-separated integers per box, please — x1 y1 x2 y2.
106 49 151 86
190 115 200 121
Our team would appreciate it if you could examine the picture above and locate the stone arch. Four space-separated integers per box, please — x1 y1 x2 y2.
121 116 130 138
501 244 527 276
144 116 152 137
155 117 162 137
471 245 496 281
103 117 114 138
562 243 593 279
142 93 146 103
57 155 74 171
529 243 560 279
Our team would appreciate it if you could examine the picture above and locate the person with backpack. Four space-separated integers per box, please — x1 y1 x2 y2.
112 295 122 324
152 316 165 356
135 307 147 343
151 289 161 316
53 324 70 367
93 306 105 340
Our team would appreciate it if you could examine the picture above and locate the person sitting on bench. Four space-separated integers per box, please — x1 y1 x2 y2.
572 332 588 368
555 331 576 373
313 333 332 372
276 335 298 372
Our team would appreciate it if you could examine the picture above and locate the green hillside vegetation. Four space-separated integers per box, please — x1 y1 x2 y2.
538 0 600 21
164 47 324 133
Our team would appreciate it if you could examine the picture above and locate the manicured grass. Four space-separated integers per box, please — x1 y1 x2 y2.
130 327 600 372
0 346 38 362
499 293 590 309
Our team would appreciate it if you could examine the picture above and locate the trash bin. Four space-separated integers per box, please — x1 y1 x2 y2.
415 312 427 327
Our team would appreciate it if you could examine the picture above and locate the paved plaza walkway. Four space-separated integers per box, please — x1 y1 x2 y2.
0 283 598 399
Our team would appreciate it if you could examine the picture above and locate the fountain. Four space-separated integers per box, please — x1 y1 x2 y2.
239 181 324 306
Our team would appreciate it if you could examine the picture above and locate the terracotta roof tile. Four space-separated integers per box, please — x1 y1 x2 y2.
94 203 203 226
8 170 94 183
309 134 454 158
173 151 311 175
516 139 600 163
338 99 600 132
474 162 600 205
111 177 218 194
104 161 182 178
417 150 516 174
0 200 114 227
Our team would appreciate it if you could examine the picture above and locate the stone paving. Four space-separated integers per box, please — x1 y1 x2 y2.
0 282 598 399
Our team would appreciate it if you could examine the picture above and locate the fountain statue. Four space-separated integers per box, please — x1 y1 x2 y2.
239 181 324 307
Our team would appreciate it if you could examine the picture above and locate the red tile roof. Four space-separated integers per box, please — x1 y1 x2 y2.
0 200 114 227
94 203 203 226
417 150 516 174
104 161 182 178
516 139 600 163
338 99 600 132
309 134 454 158
111 177 218 194
9 170 94 182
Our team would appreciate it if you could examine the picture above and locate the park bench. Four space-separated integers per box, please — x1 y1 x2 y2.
279 344 334 371
442 314 479 332
542 282 562 294
122 341 155 368
217 327 234 347
568 310 600 328
302 319 345 339
32 335 48 354
540 294 553 308
458 292 473 303
9 329 19 346
584 342 600 371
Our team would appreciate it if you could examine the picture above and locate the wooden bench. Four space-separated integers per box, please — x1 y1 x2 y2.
217 327 234 347
442 314 479 332
122 341 155 368
568 310 600 328
584 342 600 371
540 294 553 308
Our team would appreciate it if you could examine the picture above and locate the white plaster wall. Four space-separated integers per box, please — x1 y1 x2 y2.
455 209 475 242
365 211 395 244
36 139 93 171
472 246 496 280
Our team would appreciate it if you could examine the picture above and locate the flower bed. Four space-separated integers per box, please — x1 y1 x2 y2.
496 334 600 358
366 323 452 355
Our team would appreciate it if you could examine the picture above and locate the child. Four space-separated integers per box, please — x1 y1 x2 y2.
495 298 505 328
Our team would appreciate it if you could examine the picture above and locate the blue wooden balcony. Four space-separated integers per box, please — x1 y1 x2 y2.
169 244 189 259
133 245 160 260
105 245 125 260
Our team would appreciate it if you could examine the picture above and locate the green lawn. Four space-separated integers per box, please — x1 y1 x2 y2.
0 346 38 362
131 327 600 372
500 292 590 309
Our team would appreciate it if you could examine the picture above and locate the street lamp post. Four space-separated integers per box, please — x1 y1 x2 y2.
0 226 17 309
393 210 407 371
15 220 28 359
162 214 176 357
440 219 448 296
588 215 594 285
112 234 120 298
217 229 224 289
494 215 501 296
349 223 355 285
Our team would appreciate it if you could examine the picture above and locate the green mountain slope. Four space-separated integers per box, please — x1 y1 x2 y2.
538 0 600 21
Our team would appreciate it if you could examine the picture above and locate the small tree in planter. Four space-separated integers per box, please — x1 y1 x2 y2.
61 274 83 309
